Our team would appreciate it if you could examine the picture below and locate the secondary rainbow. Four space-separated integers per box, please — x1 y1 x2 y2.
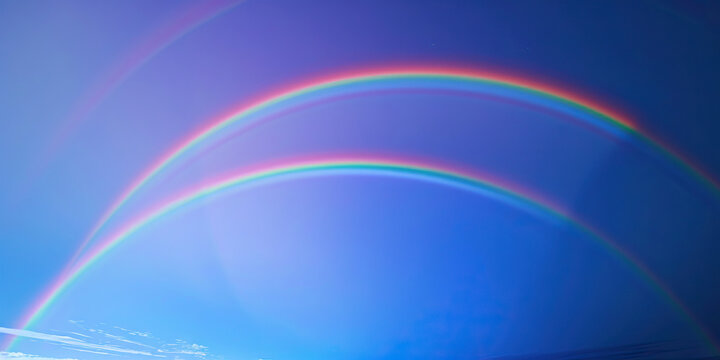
64 68 720 274
7 157 717 353
27 0 245 182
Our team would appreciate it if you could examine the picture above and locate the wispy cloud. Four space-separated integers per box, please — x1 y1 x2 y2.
157 343 207 357
102 334 155 349
78 326 155 350
0 327 162 357
61 348 115 356
0 351 77 360
113 328 150 338
2 323 214 360
109 327 210 359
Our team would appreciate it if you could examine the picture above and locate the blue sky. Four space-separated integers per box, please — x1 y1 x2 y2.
1 1 719 359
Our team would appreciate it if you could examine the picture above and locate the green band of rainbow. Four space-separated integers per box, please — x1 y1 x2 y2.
8 156 718 353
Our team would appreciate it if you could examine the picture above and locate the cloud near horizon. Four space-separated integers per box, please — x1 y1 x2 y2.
0 327 160 357
0 323 214 360
0 352 78 360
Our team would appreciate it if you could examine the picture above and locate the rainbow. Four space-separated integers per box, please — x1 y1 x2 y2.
65 68 720 271
6 157 717 352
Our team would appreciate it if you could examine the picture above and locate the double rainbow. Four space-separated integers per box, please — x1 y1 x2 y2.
66 68 720 269
8 68 719 352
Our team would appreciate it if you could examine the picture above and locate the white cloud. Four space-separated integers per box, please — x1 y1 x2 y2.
128 332 150 338
78 327 155 350
102 334 154 349
111 327 151 339
0 351 77 360
157 349 205 357
158 341 208 358
61 348 116 356
3 323 214 360
0 327 163 357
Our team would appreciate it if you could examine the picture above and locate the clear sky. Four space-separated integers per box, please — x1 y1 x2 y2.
1 1 719 359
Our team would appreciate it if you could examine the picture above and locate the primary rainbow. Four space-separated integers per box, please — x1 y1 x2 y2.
6 156 717 352
64 67 720 275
